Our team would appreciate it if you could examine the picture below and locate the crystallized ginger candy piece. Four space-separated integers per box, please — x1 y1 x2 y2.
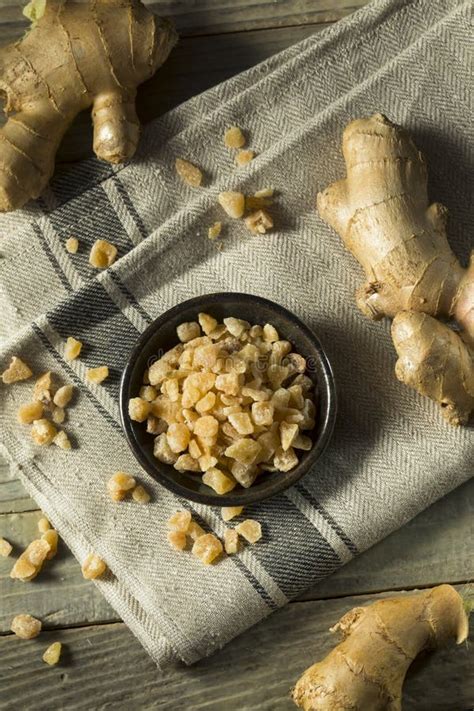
147 415 166 435
198 454 218 472
245 209 273 235
43 641 62 665
128 397 151 422
198 312 218 335
51 407 66 425
31 419 57 446
167 530 187 551
223 317 250 338
11 614 42 639
267 364 290 390
263 323 279 342
235 149 254 166
215 372 240 396
228 412 254 436
17 401 43 424
208 222 222 240
64 336 82 361
53 384 74 408
251 401 274 427
89 239 117 269
53 431 71 450
225 438 261 466
175 158 203 187
25 539 51 567
81 553 107 580
230 461 258 489
148 358 171 386
188 520 206 541
1 356 32 384
10 538 51 581
224 528 239 554
0 538 13 557
218 191 245 219
180 372 206 396
176 321 201 343
270 340 292 365
107 472 136 502
162 378 180 402
224 126 246 149
132 485 151 504
193 415 219 440
192 533 223 564
10 557 36 581
33 372 53 403
153 433 178 464
188 439 202 459
292 434 313 450
236 519 262 544
221 506 244 522
42 529 59 560
174 454 201 472
255 188 274 199
139 385 157 402
167 422 191 453
167 510 191 533
274 447 298 472
280 421 299 451
288 384 305 409
242 386 269 403
86 366 109 384
192 344 221 370
38 517 51 533
65 236 79 253
202 467 236 495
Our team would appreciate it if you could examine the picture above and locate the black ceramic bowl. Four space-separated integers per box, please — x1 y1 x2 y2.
120 293 336 506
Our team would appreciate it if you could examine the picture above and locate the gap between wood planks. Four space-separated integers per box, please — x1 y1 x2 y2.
1 579 472 639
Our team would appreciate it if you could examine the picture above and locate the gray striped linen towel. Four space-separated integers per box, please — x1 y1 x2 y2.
0 0 472 667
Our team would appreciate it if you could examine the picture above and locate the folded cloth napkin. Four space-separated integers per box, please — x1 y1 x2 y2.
0 0 472 666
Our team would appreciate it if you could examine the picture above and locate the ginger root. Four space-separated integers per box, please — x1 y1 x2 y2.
317 113 474 424
0 0 177 212
293 584 469 711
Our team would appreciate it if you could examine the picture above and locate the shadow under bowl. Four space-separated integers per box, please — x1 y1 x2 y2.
119 293 336 506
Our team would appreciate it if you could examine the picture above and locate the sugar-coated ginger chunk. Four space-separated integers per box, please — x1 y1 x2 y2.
236 519 262 544
221 506 244 522
192 533 223 565
43 642 62 665
224 528 239 554
1 356 32 383
64 336 83 361
11 614 42 640
81 553 107 580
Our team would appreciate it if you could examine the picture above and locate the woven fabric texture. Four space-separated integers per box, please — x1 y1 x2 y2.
0 0 472 666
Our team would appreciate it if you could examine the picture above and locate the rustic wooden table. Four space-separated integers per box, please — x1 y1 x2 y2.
0 2 473 709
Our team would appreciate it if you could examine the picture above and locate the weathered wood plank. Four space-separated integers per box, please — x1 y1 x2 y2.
1 1 369 37
0 510 117 634
0 588 472 710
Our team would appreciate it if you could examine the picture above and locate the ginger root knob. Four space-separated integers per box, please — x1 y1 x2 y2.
292 584 469 711
0 0 177 212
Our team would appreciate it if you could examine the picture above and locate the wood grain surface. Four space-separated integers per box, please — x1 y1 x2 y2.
0 590 472 710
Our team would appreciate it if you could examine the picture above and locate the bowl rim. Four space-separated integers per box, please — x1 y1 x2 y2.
119 292 337 506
